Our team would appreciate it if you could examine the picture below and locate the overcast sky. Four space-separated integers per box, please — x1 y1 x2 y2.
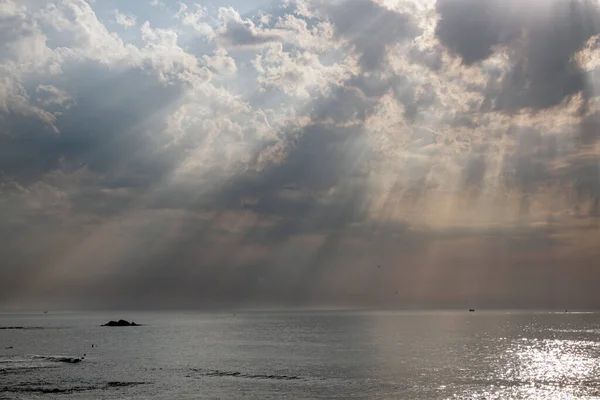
1 0 600 310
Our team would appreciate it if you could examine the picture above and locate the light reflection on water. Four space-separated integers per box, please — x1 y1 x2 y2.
452 326 600 399
368 312 600 399
512 339 598 383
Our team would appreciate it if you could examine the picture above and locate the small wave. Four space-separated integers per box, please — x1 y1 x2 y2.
107 381 149 387
0 367 44 376
0 381 150 394
0 355 84 372
0 327 45 330
31 355 84 364
0 385 98 394
191 368 302 381
0 358 56 373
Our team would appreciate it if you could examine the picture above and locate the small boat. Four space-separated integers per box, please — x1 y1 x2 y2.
469 309 475 312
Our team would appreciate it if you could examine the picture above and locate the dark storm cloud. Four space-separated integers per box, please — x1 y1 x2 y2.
310 85 376 123
390 78 438 123
315 74 437 124
205 71 398 232
203 121 372 236
436 0 600 111
435 0 518 65
325 0 422 71
0 63 184 186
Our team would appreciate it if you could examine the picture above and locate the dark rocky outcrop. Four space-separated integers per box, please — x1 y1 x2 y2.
101 319 141 327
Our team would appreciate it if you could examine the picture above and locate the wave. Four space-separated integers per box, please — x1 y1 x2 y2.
107 381 149 387
0 326 45 330
0 381 149 394
0 355 84 373
191 368 302 381
0 381 150 394
0 385 98 394
31 355 84 363
0 358 54 373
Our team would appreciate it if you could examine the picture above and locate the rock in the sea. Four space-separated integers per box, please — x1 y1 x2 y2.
101 319 141 327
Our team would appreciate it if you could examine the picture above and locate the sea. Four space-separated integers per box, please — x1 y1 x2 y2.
1 310 600 399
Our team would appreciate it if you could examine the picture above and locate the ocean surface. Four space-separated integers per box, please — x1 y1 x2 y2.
1 310 600 399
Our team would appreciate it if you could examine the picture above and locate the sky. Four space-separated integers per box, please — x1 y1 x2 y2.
1 0 600 311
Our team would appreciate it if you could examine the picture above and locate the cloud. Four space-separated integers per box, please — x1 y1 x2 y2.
175 3 214 39
274 13 335 52
435 0 517 65
436 0 600 111
0 0 53 70
114 9 136 28
217 7 283 49
1 0 600 310
35 84 73 108
202 47 237 75
322 0 422 71
254 43 354 98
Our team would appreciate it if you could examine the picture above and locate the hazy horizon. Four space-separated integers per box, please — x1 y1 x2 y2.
1 0 600 311
1 306 598 314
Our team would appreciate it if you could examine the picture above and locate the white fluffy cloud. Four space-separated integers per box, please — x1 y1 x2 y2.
175 3 214 39
114 9 136 28
202 47 237 75
254 43 355 98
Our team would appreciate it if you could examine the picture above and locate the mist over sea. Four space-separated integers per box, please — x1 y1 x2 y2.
2 311 600 399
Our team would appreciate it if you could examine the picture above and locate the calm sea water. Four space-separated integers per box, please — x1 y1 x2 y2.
1 311 600 399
